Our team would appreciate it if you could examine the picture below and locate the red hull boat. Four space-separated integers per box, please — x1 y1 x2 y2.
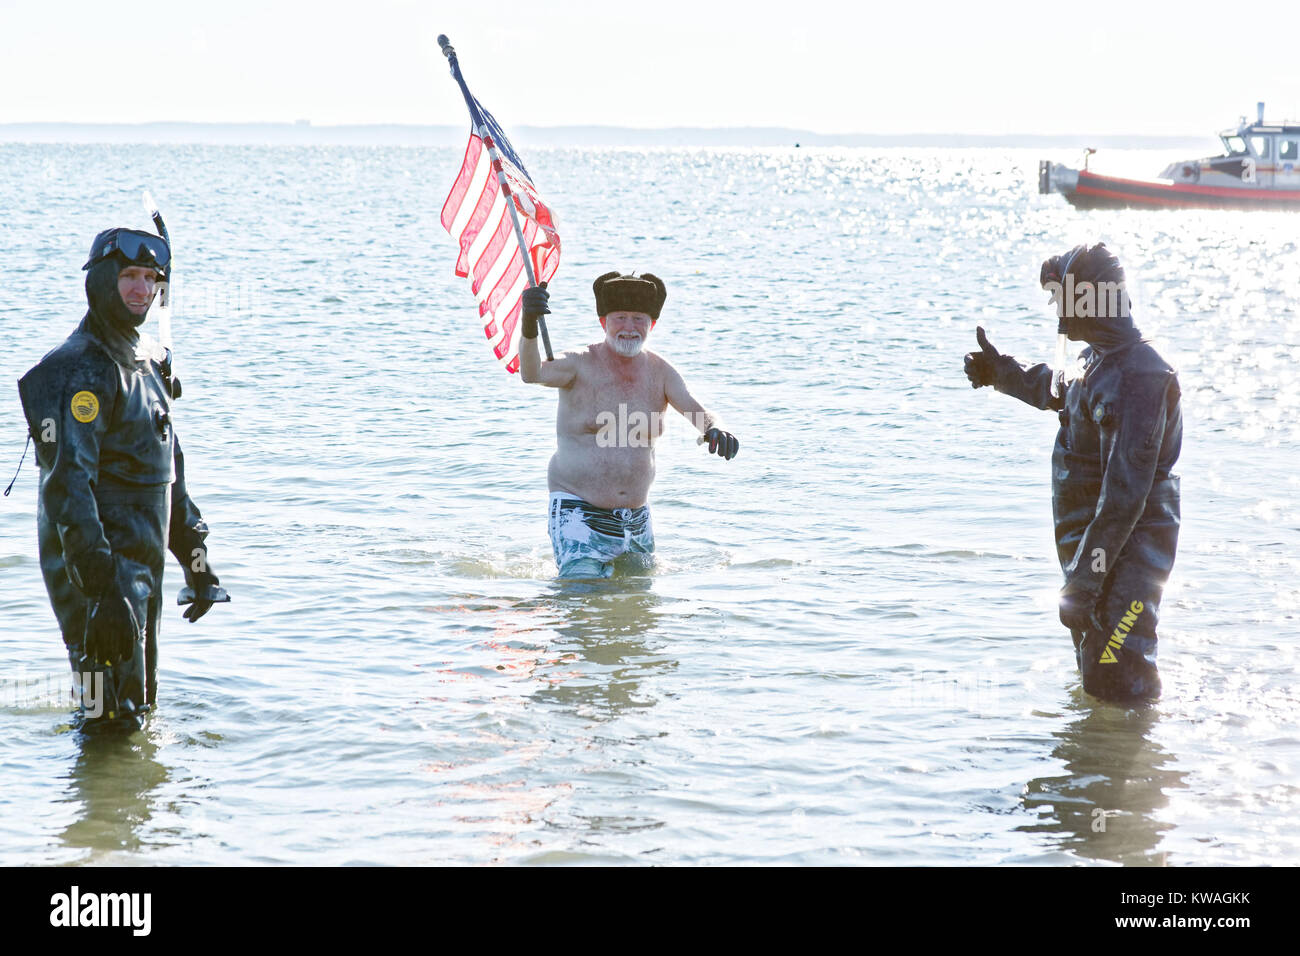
1040 104 1300 210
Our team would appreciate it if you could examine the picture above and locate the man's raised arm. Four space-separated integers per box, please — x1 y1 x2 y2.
664 362 739 460
518 283 577 387
964 326 1064 412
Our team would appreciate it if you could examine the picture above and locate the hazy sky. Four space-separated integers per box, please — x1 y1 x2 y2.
4 0 1298 134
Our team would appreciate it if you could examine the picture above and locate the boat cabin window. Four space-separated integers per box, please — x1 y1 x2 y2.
1223 135 1248 155
1280 139 1299 161
1249 135 1271 158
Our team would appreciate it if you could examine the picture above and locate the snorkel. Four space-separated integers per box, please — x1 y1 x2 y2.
1045 245 1085 400
1052 320 1070 399
141 190 181 398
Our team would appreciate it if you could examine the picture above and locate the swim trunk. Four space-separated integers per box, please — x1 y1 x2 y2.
548 493 655 579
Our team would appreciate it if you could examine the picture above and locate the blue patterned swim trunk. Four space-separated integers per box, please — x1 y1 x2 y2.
548 493 655 578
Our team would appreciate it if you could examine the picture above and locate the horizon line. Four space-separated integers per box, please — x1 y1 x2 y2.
0 121 1221 149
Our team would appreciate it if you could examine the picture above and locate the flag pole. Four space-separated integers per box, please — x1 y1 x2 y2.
438 34 554 361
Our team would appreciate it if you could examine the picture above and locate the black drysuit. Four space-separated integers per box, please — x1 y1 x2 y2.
990 329 1181 702
17 257 213 724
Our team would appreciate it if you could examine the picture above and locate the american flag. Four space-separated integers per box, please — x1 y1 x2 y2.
441 99 560 374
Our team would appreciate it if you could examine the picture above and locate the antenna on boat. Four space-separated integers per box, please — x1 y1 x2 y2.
1258 102 1266 124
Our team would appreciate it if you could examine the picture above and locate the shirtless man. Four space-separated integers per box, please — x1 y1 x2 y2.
518 271 739 578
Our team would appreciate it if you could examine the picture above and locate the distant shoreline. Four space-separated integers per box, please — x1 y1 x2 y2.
0 122 1215 150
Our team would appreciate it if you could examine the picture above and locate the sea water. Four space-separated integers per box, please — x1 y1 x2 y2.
0 143 1296 864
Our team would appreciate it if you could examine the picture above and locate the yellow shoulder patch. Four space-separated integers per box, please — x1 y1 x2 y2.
70 390 100 423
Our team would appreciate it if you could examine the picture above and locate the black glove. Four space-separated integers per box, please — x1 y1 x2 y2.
963 326 1001 388
704 427 739 461
521 281 550 340
1059 586 1098 632
85 586 141 667
181 567 225 622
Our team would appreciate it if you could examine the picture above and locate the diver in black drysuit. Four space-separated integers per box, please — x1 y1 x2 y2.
17 229 226 728
964 243 1181 703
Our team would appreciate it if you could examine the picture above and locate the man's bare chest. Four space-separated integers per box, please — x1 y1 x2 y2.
560 365 667 435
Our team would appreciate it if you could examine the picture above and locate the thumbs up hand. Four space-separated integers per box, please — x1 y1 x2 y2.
964 326 1002 388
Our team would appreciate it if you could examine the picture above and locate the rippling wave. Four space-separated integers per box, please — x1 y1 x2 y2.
0 144 1296 864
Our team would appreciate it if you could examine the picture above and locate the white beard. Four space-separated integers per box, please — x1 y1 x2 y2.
608 331 644 357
